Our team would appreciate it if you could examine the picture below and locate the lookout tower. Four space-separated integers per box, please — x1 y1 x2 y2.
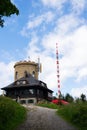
14 60 42 81
1 59 53 104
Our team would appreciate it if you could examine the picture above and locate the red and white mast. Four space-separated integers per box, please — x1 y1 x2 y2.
56 43 61 98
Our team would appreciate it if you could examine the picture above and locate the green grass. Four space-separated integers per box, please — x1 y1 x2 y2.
37 101 59 109
0 96 27 130
57 102 87 130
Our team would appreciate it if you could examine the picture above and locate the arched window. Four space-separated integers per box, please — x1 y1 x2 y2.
24 71 28 77
32 71 35 77
15 71 18 80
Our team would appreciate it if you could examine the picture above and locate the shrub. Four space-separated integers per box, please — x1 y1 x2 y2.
71 103 87 129
0 96 27 130
57 102 87 130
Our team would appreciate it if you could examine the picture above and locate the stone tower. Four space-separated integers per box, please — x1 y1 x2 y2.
14 60 41 81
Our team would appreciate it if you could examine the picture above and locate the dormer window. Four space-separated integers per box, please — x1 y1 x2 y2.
16 80 27 85
16 81 20 85
40 81 47 88
22 80 26 84
41 82 45 87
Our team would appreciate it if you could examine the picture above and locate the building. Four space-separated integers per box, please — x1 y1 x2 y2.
1 60 53 104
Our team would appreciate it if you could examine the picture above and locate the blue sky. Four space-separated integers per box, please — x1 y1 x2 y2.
0 0 87 98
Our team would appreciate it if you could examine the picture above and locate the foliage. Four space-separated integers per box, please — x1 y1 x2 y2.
0 0 19 27
0 96 26 130
64 93 74 103
57 102 87 130
80 93 86 102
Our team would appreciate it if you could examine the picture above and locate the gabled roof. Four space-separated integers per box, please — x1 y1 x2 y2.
1 73 53 92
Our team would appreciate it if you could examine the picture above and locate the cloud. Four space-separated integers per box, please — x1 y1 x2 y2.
55 14 85 35
62 26 87 80
71 0 86 14
0 62 14 94
71 86 87 98
20 11 55 37
41 0 67 8
27 11 54 29
41 0 87 16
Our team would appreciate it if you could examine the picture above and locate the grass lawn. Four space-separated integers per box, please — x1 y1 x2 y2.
0 96 27 130
37 101 58 109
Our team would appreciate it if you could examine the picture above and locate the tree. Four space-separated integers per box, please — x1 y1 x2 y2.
80 93 86 102
0 0 19 27
65 93 74 103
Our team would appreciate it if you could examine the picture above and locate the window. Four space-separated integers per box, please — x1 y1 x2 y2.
48 92 52 98
28 99 34 103
20 100 26 104
41 82 45 86
32 71 35 77
16 81 20 85
24 71 28 77
15 71 18 80
16 80 27 85
22 80 26 84
29 89 34 94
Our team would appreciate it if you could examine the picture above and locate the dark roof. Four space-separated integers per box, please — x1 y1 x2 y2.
1 73 53 92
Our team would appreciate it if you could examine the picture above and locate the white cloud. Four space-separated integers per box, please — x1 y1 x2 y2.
27 17 42 29
71 86 87 98
41 13 85 54
61 25 87 81
27 11 54 29
71 0 86 14
0 62 14 94
41 0 87 15
20 11 55 37
55 14 85 35
41 0 67 8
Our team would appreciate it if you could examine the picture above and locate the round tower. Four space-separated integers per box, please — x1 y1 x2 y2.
14 60 39 81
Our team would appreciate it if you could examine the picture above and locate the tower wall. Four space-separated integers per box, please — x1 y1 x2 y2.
14 61 39 81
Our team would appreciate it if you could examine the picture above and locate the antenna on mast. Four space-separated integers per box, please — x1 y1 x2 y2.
37 57 42 79
28 56 30 61
56 43 61 99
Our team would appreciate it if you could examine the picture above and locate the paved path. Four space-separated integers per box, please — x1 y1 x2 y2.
16 105 77 130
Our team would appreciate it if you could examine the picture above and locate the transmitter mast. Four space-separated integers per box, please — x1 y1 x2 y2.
56 43 61 98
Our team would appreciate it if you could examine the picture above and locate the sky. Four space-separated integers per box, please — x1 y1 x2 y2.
0 0 87 98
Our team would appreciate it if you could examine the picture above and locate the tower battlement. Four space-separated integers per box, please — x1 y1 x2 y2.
14 60 38 67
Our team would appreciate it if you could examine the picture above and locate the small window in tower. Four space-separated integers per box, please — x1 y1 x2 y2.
32 71 35 77
24 71 28 77
15 71 18 80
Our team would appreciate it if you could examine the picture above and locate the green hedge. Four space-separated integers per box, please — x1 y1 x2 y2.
57 102 87 130
0 96 27 130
